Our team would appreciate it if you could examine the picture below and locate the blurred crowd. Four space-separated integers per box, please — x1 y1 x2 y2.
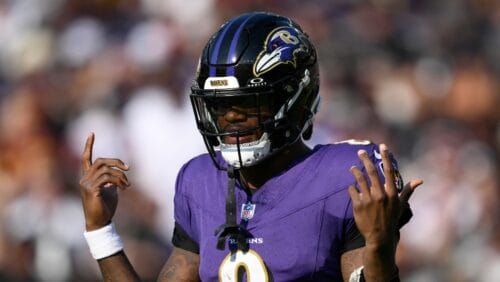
0 0 498 281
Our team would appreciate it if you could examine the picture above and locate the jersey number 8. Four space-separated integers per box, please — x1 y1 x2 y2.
219 249 270 282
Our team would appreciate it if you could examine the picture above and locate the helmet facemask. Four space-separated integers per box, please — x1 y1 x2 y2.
191 69 318 169
191 84 279 169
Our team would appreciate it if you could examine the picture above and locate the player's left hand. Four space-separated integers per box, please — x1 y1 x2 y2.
348 144 423 249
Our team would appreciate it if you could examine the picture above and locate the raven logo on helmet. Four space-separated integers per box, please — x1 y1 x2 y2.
253 27 307 76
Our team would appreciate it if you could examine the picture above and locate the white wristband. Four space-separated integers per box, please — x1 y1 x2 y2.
83 222 124 260
349 266 364 282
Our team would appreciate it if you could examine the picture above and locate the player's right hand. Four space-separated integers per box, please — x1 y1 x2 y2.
79 133 130 231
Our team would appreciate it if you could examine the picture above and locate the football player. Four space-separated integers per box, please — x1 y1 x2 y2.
79 12 423 281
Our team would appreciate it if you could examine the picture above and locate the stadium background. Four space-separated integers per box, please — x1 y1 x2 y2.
0 0 498 281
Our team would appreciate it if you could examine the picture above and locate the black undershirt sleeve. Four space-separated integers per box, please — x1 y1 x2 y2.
341 203 414 254
341 222 365 254
171 222 200 254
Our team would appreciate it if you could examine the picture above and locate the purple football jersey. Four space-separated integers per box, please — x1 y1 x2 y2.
174 141 401 281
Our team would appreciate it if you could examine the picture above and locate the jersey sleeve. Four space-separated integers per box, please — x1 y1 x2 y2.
333 140 404 193
171 161 200 253
172 222 199 254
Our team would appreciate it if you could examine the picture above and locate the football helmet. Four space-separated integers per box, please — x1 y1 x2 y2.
191 12 320 169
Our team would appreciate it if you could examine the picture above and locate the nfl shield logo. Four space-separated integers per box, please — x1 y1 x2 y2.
241 203 256 221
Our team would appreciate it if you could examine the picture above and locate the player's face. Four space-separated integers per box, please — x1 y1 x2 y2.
212 95 272 145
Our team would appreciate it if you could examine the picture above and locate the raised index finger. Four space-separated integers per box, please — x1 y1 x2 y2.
82 132 95 172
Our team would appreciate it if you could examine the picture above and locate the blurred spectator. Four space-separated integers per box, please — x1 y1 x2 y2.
0 0 498 280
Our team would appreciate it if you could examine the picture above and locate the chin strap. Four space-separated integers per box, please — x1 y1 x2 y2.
214 167 250 252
